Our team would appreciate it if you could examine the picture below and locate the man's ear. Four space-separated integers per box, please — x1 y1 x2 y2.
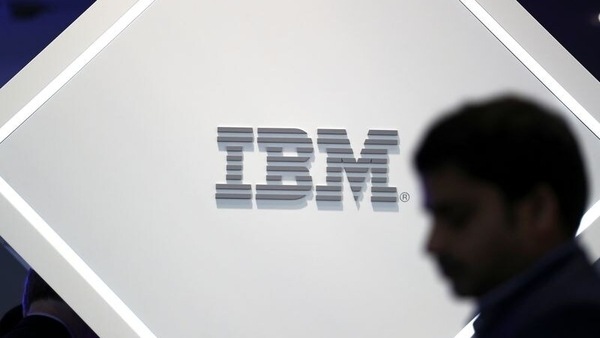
516 184 564 252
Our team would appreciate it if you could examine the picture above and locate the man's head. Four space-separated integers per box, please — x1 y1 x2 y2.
22 269 63 315
22 269 99 338
414 95 588 298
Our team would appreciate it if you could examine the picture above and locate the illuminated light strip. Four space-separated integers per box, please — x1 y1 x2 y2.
0 176 156 337
454 315 478 338
0 0 155 143
0 0 157 337
578 199 600 236
458 0 600 140
455 0 600 336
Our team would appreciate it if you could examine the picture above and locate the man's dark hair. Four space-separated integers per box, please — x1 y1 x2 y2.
414 95 588 236
22 269 63 314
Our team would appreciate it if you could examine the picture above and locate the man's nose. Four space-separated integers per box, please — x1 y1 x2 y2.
425 222 446 255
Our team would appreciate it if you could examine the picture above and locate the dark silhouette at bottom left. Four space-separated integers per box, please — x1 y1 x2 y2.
0 269 98 338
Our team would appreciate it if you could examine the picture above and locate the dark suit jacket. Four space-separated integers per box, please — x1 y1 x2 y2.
473 241 600 338
1 315 71 338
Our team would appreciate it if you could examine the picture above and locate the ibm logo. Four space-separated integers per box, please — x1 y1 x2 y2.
216 127 404 206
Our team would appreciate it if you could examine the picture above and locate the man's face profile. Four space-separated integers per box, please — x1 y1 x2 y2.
422 165 528 298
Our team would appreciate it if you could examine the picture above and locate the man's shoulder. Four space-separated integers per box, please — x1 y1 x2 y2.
526 246 600 309
515 303 600 338
512 245 600 337
476 244 600 338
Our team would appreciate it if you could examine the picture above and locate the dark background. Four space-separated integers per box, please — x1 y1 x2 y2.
518 0 600 82
0 0 95 87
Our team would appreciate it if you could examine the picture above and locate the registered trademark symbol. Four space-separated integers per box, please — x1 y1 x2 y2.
399 192 410 202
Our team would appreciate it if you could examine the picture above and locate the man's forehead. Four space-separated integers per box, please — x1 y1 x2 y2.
423 165 476 192
421 165 496 209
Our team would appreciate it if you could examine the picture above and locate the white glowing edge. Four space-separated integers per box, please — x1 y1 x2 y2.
457 0 600 140
453 315 478 338
454 1 600 336
580 199 600 236
0 0 157 337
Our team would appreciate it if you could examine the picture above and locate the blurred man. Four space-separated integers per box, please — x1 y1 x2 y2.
414 95 600 338
2 269 98 338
